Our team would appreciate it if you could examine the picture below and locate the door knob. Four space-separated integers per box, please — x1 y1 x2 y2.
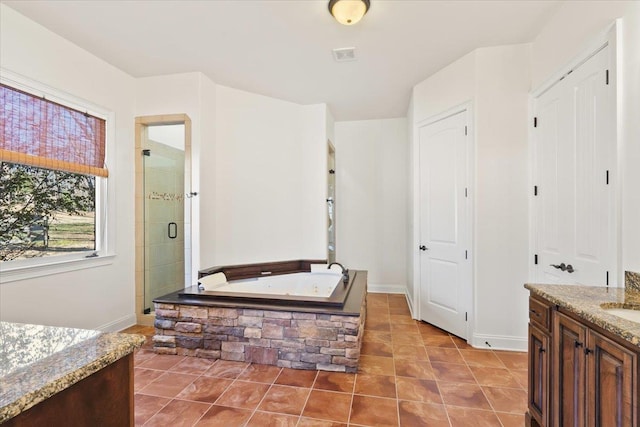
550 263 567 271
566 264 575 273
419 245 428 251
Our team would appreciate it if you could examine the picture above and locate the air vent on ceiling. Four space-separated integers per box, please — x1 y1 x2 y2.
332 47 356 62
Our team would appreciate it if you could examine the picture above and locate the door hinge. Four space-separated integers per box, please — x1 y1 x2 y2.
464 125 468 136
142 149 151 156
465 312 468 322
465 250 468 260
606 170 609 185
606 271 609 287
534 185 538 196
535 254 538 265
606 69 609 85
533 117 538 128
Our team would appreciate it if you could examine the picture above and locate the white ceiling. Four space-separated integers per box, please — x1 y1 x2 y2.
3 0 561 121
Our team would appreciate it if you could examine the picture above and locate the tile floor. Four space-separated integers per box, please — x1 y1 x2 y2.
123 293 527 426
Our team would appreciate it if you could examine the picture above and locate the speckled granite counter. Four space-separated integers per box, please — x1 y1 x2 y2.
0 322 144 423
525 281 640 348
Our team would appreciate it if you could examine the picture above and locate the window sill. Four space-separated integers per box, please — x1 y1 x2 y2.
0 254 116 284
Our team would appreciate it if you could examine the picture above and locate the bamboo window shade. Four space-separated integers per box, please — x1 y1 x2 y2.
0 83 108 177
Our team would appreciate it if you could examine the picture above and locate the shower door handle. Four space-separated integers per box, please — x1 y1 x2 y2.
168 222 177 239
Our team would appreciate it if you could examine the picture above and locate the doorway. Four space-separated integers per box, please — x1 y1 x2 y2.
417 108 471 339
327 141 336 264
135 114 192 325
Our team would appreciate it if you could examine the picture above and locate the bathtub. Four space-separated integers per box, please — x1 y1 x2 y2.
156 260 367 371
201 272 343 298
179 261 355 307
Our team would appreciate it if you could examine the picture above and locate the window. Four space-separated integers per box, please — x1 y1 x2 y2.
0 76 112 278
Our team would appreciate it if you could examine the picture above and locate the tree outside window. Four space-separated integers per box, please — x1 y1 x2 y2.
0 162 96 261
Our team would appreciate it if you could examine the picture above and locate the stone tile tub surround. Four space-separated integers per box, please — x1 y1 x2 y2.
153 300 366 372
153 269 367 372
626 270 640 292
525 280 640 348
0 322 145 422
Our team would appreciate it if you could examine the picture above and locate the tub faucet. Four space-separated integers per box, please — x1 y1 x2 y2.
328 262 349 283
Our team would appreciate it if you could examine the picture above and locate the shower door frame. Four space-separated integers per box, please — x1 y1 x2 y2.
134 114 193 326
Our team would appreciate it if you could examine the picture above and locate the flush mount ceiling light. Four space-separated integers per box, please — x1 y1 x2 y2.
328 0 370 25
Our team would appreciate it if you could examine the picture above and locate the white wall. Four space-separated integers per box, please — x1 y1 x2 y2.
531 1 640 277
411 44 531 350
299 103 330 260
412 53 476 124
473 45 531 349
199 77 218 269
326 108 336 147
214 86 327 265
335 118 408 290
137 79 330 271
135 72 216 283
0 5 137 331
405 96 415 310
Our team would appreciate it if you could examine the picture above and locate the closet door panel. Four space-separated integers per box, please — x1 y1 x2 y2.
533 45 614 286
568 48 612 285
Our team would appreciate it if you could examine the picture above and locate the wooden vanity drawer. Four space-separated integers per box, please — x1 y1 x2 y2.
529 296 551 331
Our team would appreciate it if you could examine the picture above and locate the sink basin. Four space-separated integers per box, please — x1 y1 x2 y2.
601 307 640 323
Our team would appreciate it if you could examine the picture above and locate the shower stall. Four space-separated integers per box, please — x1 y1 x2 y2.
142 125 186 313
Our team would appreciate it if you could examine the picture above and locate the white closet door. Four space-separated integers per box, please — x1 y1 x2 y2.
534 46 614 286
418 110 470 339
535 81 570 284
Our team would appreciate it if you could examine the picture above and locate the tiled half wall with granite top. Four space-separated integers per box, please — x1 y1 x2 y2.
152 301 366 373
626 271 640 292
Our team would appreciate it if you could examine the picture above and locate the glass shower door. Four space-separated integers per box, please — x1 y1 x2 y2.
143 141 185 313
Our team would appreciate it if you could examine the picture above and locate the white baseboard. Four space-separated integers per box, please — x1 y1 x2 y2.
367 284 406 294
471 333 528 352
98 313 137 332
405 290 416 318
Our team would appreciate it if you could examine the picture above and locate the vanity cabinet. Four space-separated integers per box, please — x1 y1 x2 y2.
527 295 639 427
528 296 552 427
553 312 637 427
586 330 636 426
553 312 587 426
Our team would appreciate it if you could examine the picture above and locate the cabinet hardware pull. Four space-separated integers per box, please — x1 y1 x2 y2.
584 348 592 355
574 340 583 348
539 347 546 353
168 222 177 239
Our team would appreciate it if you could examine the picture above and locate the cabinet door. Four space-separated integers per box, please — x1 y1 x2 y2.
529 324 550 426
553 312 587 427
586 330 637 427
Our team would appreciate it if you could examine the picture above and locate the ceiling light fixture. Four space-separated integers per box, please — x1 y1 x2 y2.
328 0 370 26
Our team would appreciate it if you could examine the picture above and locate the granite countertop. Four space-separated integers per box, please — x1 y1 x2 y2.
0 322 145 422
525 281 640 348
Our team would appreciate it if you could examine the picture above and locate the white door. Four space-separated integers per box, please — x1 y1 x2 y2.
418 110 470 339
534 46 615 286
